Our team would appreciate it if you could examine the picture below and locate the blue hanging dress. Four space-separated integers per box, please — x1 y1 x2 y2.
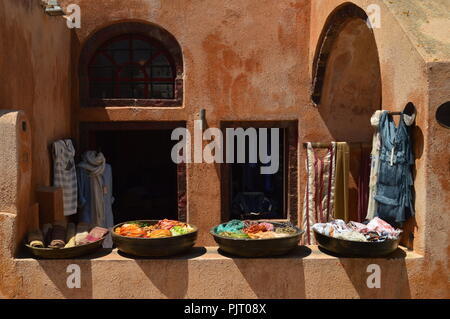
374 112 415 226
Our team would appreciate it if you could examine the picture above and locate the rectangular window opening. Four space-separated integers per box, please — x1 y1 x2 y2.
221 121 298 224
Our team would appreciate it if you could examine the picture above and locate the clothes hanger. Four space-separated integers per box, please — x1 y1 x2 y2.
303 142 372 149
387 102 417 116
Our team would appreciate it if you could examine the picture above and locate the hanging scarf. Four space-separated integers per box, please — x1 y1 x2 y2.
334 142 350 222
78 151 106 227
366 110 386 220
302 142 337 244
357 145 371 222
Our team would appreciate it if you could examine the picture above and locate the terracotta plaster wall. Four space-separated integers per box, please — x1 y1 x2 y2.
0 0 73 206
425 61 450 292
62 0 383 245
10 248 427 299
58 0 312 245
0 0 72 297
309 0 448 297
1 0 448 299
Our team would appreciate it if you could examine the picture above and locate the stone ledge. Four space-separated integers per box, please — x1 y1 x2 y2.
15 245 423 262
8 246 429 298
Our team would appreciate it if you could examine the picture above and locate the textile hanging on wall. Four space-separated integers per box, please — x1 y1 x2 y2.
366 110 387 220
302 142 337 245
333 142 350 222
77 151 115 248
374 112 415 226
52 139 78 216
357 145 371 222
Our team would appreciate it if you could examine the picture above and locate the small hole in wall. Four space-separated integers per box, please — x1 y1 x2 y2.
22 121 27 131
436 102 450 129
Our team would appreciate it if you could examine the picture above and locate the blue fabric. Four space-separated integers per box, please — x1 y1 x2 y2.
76 164 115 229
215 220 245 234
374 112 414 226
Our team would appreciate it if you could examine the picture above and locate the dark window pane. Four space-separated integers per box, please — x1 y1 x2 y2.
109 50 130 64
117 83 148 99
150 66 173 78
132 39 152 50
151 83 174 99
132 83 146 99
91 53 112 66
90 83 115 98
107 39 129 50
152 54 170 66
119 65 145 80
133 50 153 65
89 66 115 79
118 84 133 98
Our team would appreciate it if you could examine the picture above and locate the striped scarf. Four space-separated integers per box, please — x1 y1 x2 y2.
302 142 336 245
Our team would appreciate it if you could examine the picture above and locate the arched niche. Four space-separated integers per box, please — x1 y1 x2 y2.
312 3 382 143
310 3 382 221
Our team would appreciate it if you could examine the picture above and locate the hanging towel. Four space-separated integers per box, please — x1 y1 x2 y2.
78 151 107 227
302 142 337 244
77 151 115 248
52 139 78 216
366 110 387 220
333 142 350 222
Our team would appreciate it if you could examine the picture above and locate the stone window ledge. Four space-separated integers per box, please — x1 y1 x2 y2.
9 246 426 298
15 246 423 262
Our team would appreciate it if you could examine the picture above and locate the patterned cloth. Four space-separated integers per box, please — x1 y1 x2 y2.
366 110 386 220
357 146 371 222
302 142 337 244
52 139 78 216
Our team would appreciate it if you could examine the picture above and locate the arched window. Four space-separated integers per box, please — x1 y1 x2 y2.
89 34 175 100
80 22 183 107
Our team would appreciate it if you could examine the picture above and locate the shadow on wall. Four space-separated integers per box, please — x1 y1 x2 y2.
137 260 189 298
33 247 204 299
337 250 412 298
37 260 94 298
229 246 311 298
135 247 206 298
34 249 111 298
315 247 411 298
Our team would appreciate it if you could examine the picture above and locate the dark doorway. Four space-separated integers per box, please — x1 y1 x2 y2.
80 122 186 224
